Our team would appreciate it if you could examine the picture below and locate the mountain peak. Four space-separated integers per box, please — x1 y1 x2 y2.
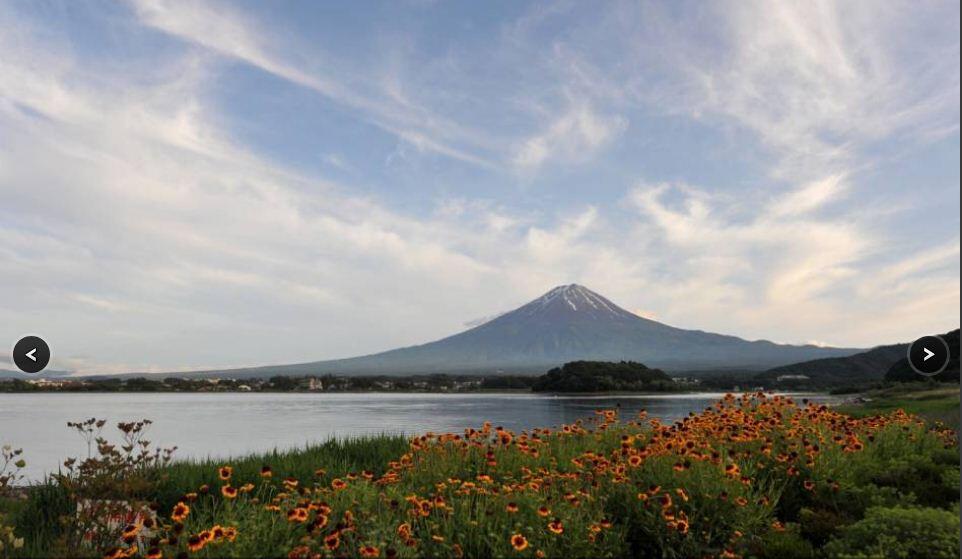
514 284 639 322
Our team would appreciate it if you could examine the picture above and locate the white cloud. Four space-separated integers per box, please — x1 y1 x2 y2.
650 0 959 180
513 102 627 171
130 0 499 168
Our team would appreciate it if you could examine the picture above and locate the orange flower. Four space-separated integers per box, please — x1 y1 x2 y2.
287 507 309 523
171 502 190 522
547 520 564 535
324 533 340 551
803 480 816 491
359 545 380 557
186 535 205 552
510 534 529 552
506 502 519 513
537 506 551 517
221 485 238 499
121 523 140 542
331 478 348 490
145 548 162 559
260 465 273 478
397 522 412 538
218 465 233 481
660 494 673 509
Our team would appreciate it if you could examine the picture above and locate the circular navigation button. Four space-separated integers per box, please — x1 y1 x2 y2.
12 335 50 374
907 335 950 377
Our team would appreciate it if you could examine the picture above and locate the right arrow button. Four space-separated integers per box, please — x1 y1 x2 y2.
908 336 950 376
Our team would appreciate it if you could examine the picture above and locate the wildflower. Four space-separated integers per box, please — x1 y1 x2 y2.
331 478 348 490
218 465 233 481
260 465 273 478
547 520 564 534
432 535 445 543
221 485 238 499
211 525 225 541
397 522 412 538
510 534 529 552
186 535 205 552
323 533 340 551
506 502 519 513
675 488 689 502
359 545 380 557
171 502 190 522
537 506 551 517
224 527 238 542
803 480 815 491
287 507 309 523
121 523 140 543
145 548 162 559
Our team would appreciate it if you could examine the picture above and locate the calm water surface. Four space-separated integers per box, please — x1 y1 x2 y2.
0 392 839 481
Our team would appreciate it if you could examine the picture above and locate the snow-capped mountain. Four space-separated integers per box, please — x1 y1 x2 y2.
213 284 861 377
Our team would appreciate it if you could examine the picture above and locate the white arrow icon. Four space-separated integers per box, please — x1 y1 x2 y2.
923 347 935 362
25 348 37 362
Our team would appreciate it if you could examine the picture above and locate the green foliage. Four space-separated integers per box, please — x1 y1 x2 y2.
531 360 674 392
744 525 815 559
824 506 960 559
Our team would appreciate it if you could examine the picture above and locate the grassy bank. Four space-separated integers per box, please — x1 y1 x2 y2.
2 393 959 558
837 385 960 430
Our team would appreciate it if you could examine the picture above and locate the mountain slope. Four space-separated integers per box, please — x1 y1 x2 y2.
198 284 860 377
885 330 960 383
753 343 908 385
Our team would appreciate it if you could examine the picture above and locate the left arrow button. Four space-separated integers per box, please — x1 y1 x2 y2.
13 336 50 374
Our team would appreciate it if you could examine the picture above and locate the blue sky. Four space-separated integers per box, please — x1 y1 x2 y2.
1 0 959 374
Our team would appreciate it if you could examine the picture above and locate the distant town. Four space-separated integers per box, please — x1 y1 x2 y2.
0 364 819 394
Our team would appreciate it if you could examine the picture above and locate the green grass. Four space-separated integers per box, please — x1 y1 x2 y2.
837 386 960 430
153 434 409 510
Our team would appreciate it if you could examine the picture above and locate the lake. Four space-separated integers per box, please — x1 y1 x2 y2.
0 392 840 481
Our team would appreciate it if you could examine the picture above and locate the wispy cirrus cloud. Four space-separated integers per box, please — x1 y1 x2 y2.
130 0 501 169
